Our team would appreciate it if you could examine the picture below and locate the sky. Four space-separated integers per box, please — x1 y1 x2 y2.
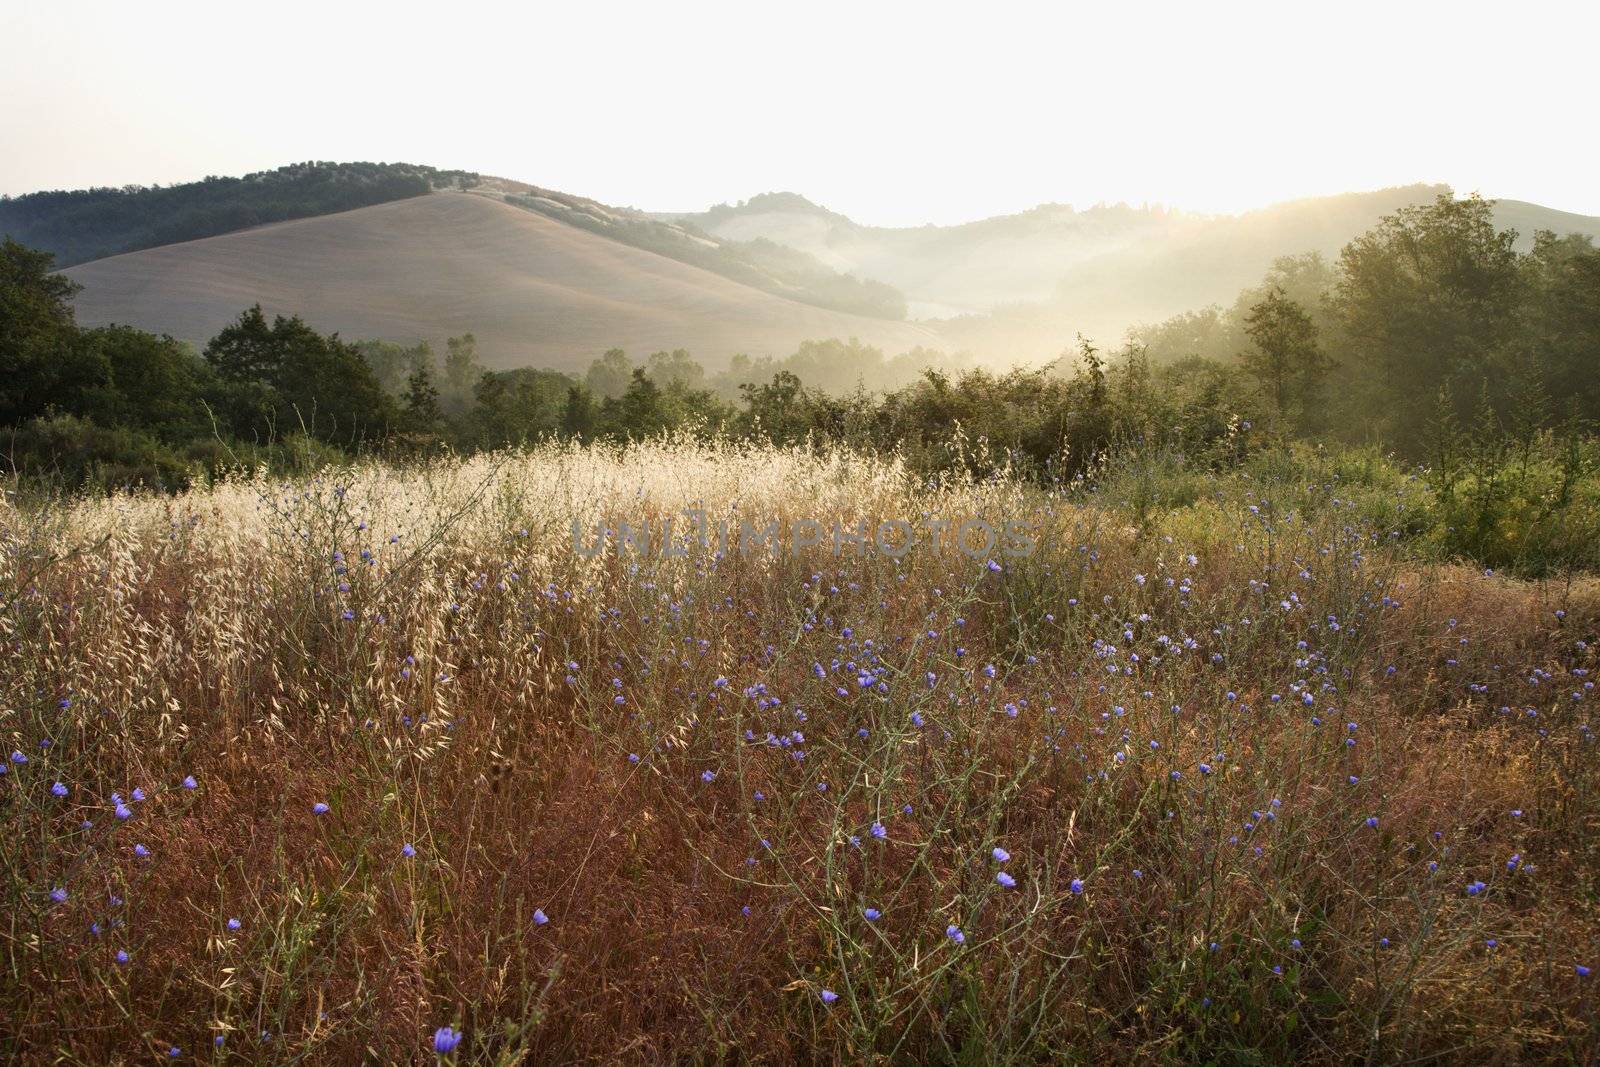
3 0 1597 227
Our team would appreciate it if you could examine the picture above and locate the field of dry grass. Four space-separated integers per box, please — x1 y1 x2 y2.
2 439 1597 1063
61 193 942 372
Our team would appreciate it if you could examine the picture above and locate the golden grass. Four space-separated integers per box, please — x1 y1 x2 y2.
1 438 1597 1063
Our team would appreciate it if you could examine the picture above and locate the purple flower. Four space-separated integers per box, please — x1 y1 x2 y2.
819 988 839 1003
182 776 198 789
227 918 241 931
51 782 68 797
945 924 965 944
432 1026 462 1054
312 802 330 815
870 822 887 840
1578 964 1591 978
996 871 1016 888
991 847 1010 863
1070 878 1085 894
863 907 881 921
532 908 549 925
402 843 416 857
49 887 67 903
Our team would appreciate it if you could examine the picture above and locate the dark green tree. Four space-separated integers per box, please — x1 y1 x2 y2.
1330 193 1523 450
561 384 598 439
204 306 394 445
599 368 672 440
0 238 104 425
400 363 443 436
1241 286 1329 430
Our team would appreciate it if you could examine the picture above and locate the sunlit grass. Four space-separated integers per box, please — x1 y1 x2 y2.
2 436 1597 1062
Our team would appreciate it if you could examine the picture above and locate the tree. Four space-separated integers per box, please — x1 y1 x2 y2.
1330 193 1523 450
466 368 571 449
79 326 212 442
561 384 597 439
401 364 443 436
1522 231 1600 423
0 237 103 425
585 348 633 399
599 368 672 440
1241 287 1329 430
356 338 433 394
441 333 482 410
204 306 394 445
644 348 705 391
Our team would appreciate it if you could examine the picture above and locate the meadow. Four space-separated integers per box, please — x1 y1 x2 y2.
2 437 1597 1063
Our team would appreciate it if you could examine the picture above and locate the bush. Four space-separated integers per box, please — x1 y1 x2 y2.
4 413 193 494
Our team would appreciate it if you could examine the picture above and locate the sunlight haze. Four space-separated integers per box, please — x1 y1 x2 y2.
3 0 1596 224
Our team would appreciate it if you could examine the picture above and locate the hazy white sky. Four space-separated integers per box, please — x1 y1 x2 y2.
3 0 1596 226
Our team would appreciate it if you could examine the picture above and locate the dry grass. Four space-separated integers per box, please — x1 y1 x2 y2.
2 438 1597 1063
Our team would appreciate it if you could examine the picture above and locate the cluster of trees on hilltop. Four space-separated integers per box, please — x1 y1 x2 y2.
0 162 480 267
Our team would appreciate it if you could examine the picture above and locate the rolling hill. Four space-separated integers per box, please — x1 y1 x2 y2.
675 186 1600 356
61 192 942 372
44 167 1600 372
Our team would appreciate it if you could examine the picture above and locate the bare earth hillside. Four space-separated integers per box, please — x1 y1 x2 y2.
62 192 942 371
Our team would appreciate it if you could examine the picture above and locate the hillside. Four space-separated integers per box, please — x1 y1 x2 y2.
60 192 941 371
480 183 907 319
676 186 1600 355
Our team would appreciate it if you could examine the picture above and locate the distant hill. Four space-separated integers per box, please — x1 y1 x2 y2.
674 186 1600 357
1 161 479 266
60 192 941 372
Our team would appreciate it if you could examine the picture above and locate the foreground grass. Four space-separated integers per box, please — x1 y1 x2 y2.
1 438 1597 1063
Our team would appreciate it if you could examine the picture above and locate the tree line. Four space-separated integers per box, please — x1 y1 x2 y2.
0 161 480 267
2 193 1597 496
